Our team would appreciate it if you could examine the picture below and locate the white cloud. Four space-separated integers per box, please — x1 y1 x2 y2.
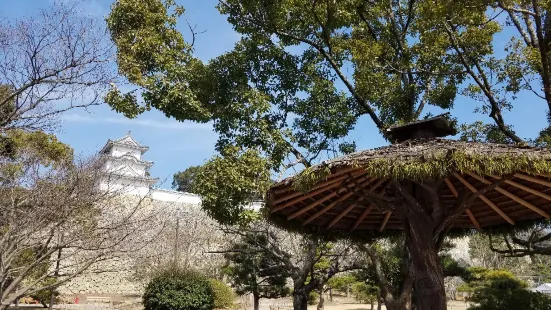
63 113 212 131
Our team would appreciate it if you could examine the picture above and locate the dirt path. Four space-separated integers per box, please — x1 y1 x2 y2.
260 301 470 310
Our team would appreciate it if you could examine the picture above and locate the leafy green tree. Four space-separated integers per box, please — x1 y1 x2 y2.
327 274 356 297
222 230 291 310
220 222 359 310
105 1 551 309
351 282 378 310
458 268 551 310
192 147 272 225
105 1 472 307
531 263 551 284
172 166 201 193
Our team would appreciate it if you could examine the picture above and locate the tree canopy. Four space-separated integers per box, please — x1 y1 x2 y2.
172 165 200 193
106 1 551 309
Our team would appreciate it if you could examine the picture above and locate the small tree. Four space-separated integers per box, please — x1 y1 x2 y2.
0 1 113 132
327 274 356 298
458 268 551 310
219 220 360 310
351 282 378 310
0 131 156 310
223 230 290 310
172 166 201 193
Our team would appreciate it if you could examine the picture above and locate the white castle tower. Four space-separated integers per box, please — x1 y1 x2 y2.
99 132 158 196
98 132 201 203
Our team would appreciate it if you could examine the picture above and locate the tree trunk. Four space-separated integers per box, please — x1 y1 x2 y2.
364 244 412 310
292 289 308 310
317 287 324 310
329 288 332 302
345 286 349 297
253 293 260 310
404 198 446 310
370 299 374 310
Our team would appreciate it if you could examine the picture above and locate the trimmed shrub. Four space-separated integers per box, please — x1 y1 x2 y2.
307 292 319 305
460 269 551 310
209 279 234 309
351 282 377 304
143 268 214 310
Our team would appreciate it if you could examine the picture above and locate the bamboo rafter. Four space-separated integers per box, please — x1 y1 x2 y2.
301 177 384 224
466 172 551 219
274 169 366 205
444 177 481 230
327 202 361 228
453 173 515 225
489 174 551 202
514 173 551 188
272 166 360 195
272 171 368 212
351 205 374 231
350 185 388 231
288 177 375 220
379 211 392 232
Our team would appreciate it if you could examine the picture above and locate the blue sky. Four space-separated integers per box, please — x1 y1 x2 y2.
0 0 544 189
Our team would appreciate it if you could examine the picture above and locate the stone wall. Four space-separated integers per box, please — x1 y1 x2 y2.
58 194 228 298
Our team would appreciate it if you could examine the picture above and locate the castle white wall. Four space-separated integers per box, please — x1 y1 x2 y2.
110 146 141 159
149 189 201 204
61 135 265 298
99 178 152 197
103 159 149 177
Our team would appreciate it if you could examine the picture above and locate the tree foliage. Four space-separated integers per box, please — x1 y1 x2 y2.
209 279 234 309
458 268 551 310
327 274 356 294
223 230 291 303
172 166 201 193
192 147 271 225
106 0 551 308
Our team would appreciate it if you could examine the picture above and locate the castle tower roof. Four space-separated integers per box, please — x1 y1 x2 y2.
100 131 149 155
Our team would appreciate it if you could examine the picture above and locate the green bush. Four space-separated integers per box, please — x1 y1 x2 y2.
307 292 319 305
143 268 214 310
209 279 234 309
461 269 551 310
351 282 377 304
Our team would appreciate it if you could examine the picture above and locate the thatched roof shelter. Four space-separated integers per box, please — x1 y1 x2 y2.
267 116 551 233
266 114 551 309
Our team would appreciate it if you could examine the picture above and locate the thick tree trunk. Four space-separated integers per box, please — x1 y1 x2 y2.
292 289 308 310
253 293 260 310
404 198 446 310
